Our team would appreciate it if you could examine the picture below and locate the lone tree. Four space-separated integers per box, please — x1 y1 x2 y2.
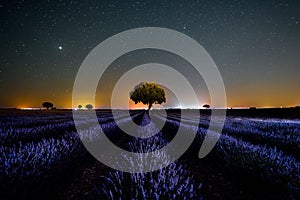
203 104 210 109
42 102 53 110
85 104 93 110
78 105 82 110
130 82 166 111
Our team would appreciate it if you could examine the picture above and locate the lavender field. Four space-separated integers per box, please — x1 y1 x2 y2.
0 109 299 199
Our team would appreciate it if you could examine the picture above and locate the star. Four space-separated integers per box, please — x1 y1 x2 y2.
59 46 62 50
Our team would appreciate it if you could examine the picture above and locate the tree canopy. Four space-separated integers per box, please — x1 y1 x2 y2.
42 102 53 110
85 104 93 110
130 82 166 111
203 104 210 109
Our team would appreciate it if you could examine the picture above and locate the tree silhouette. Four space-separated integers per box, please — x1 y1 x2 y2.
78 105 82 110
85 104 93 110
130 82 166 111
203 104 210 109
42 102 53 110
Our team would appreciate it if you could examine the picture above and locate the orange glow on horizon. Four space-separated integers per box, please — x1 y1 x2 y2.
12 99 300 110
3 87 300 109
128 100 148 110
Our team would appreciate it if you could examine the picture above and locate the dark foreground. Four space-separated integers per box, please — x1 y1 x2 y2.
0 109 299 199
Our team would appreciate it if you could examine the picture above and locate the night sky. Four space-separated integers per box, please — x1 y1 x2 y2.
0 0 299 109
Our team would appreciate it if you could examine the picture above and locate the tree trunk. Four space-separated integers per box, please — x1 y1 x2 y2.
147 103 152 111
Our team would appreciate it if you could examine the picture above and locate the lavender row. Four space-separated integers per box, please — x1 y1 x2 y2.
154 114 300 197
88 114 202 199
0 112 136 146
163 113 300 159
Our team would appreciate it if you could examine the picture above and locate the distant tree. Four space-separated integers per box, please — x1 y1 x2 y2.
130 82 166 111
42 102 53 110
203 104 210 109
78 105 82 110
85 104 93 110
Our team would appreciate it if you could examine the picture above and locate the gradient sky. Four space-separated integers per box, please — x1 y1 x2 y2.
0 0 299 109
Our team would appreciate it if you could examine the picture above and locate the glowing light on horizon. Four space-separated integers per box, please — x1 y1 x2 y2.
20 107 42 110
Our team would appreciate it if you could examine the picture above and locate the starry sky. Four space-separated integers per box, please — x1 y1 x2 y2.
0 0 299 109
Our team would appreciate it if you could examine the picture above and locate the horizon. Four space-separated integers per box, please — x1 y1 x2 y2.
2 105 299 110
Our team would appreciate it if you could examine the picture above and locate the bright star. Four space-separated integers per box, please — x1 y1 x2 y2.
59 46 62 50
